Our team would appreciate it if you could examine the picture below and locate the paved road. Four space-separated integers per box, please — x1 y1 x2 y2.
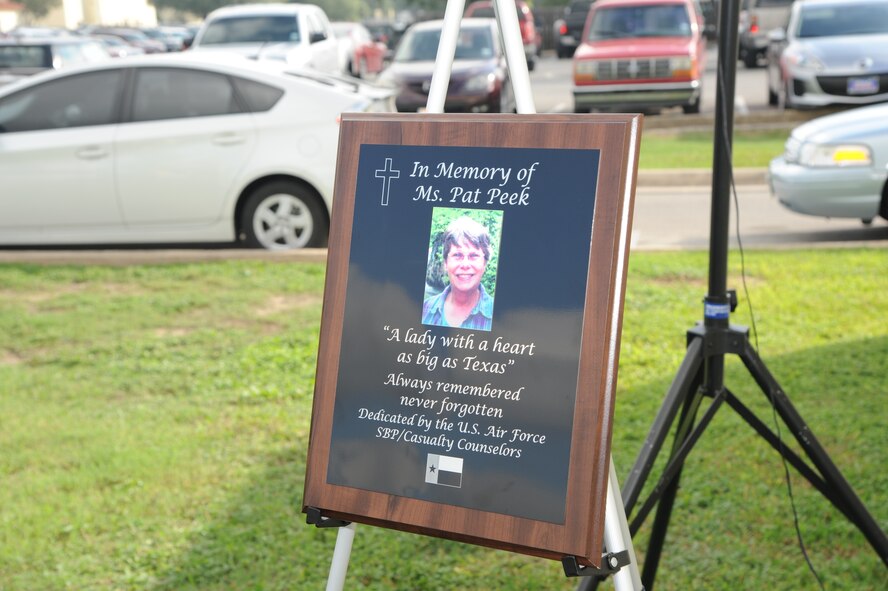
1 181 883 265
632 184 888 250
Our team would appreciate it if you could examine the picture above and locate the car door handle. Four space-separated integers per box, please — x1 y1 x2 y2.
76 146 108 160
212 132 246 146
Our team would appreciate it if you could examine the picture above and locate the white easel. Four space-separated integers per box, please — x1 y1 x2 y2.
324 1 643 589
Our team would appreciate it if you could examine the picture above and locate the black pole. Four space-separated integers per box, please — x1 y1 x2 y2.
707 0 741 310
702 0 742 402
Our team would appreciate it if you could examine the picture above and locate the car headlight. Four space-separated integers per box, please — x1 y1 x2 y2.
464 73 495 93
798 143 872 167
669 56 694 78
574 60 596 76
785 50 825 72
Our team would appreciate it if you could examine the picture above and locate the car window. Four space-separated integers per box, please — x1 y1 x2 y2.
0 45 51 68
200 15 302 45
231 76 284 112
131 68 241 122
796 3 888 38
588 4 692 40
0 69 122 133
394 28 441 61
455 28 495 59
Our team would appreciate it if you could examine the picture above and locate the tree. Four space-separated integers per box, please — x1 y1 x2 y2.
150 0 366 20
18 0 61 19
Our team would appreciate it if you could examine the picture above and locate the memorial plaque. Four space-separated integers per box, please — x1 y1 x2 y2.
304 113 642 567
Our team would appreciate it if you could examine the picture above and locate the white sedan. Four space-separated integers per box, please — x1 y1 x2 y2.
0 54 394 249
768 102 888 224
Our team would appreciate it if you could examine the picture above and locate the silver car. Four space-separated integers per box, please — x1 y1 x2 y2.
766 0 888 108
768 102 888 223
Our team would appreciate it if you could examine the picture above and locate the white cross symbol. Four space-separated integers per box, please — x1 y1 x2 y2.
374 158 400 206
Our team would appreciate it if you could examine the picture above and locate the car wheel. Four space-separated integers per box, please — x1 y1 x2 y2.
743 50 758 69
527 56 536 72
241 180 328 250
682 94 701 114
780 80 793 110
768 83 778 106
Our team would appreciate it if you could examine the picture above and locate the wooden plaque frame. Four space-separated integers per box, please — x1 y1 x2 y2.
303 112 642 567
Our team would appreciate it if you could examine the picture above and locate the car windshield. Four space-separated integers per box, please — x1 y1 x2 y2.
796 3 888 38
394 26 495 62
0 46 50 68
200 15 302 45
587 4 692 40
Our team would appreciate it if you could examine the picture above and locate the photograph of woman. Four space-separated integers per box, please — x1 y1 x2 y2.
422 211 502 331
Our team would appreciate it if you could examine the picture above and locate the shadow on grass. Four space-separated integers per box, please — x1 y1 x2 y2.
153 335 887 591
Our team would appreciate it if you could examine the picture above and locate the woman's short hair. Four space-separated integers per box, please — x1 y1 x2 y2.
442 216 491 262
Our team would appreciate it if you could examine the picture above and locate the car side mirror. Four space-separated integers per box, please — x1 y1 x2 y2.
310 32 327 44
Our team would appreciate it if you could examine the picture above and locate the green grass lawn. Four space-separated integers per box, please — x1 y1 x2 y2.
640 129 788 169
1 251 885 590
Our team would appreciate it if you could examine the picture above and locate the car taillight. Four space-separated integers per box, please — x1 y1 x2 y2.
750 16 759 34
559 23 568 35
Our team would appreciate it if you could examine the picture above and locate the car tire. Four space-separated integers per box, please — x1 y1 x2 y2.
682 94 701 114
780 80 793 110
743 51 758 69
241 180 328 250
527 56 536 72
768 84 778 106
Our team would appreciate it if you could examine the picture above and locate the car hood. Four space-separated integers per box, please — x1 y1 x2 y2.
381 59 496 81
791 102 888 144
792 34 888 69
575 37 695 60
192 43 313 67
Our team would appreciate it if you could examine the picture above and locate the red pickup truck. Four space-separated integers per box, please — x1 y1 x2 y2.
572 0 707 114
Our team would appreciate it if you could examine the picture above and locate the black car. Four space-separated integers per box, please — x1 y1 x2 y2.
0 37 109 87
554 0 595 58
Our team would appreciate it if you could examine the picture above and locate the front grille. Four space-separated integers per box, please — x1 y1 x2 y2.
595 58 672 81
816 74 888 97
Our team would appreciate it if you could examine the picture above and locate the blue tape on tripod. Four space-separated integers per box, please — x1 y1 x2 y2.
704 302 730 320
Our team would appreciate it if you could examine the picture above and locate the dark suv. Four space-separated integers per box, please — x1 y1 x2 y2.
555 0 596 58
0 37 109 87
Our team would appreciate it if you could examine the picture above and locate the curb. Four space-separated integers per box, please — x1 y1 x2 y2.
638 168 767 187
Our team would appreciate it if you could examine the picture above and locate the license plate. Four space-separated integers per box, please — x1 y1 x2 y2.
562 35 576 45
847 76 879 95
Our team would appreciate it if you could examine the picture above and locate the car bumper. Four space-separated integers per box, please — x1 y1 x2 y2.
395 88 501 113
786 71 888 108
768 156 884 219
557 35 579 50
573 81 700 110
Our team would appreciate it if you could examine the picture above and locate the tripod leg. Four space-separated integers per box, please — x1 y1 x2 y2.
622 336 704 514
640 381 719 589
739 341 888 567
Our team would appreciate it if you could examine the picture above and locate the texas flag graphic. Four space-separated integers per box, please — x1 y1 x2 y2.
425 454 463 488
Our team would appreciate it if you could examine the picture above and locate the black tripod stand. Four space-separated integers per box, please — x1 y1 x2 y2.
581 0 888 588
